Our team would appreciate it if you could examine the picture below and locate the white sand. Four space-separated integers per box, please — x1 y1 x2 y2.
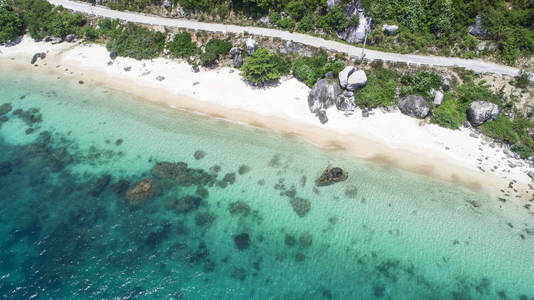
2 36 534 203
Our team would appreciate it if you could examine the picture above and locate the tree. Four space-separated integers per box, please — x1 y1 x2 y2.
286 1 307 20
241 48 282 84
0 7 24 43
296 14 314 33
199 38 232 66
317 5 346 33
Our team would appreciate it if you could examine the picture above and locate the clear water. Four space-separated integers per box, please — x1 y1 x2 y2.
0 70 533 300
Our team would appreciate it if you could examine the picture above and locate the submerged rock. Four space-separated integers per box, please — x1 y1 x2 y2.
167 195 202 213
194 150 206 160
112 179 130 194
0 103 12 115
316 167 348 186
228 201 251 216
398 95 429 119
125 178 159 207
467 101 499 127
13 108 42 126
234 233 251 250
299 233 313 247
285 234 296 247
289 197 311 217
91 174 111 197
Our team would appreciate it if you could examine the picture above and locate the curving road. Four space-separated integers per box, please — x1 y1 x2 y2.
49 0 522 77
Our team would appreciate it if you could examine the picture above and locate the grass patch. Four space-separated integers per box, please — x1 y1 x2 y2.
106 23 165 60
353 67 398 108
292 51 344 87
430 93 464 129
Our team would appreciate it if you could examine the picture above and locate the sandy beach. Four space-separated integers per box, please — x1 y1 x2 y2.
2 36 533 204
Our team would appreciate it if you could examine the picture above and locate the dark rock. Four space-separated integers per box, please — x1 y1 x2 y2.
295 252 305 262
115 138 123 145
233 233 250 250
335 0 372 43
112 179 130 194
65 34 76 42
285 234 296 247
92 174 111 197
30 52 45 64
156 76 165 81
228 201 251 216
46 36 63 44
222 172 236 184
398 95 429 119
289 197 311 217
195 212 216 227
110 52 117 60
308 78 341 114
229 47 243 68
78 80 84 84
124 66 132 72
151 161 187 179
0 103 12 115
316 110 328 124
279 40 312 57
125 179 159 207
299 233 313 247
440 75 450 91
12 108 42 126
194 150 206 160
467 101 499 127
316 167 348 186
195 186 209 198
25 128 35 135
238 165 250 175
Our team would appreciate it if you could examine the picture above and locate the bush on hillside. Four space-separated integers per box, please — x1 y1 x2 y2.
167 32 198 58
400 71 441 99
430 93 463 129
106 23 165 60
241 48 289 84
199 38 232 66
0 6 24 43
292 51 344 87
353 67 398 108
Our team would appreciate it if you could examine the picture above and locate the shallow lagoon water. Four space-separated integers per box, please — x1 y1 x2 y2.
0 70 533 299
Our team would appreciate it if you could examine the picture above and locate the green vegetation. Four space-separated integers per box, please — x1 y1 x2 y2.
400 71 441 99
353 67 398 108
200 38 232 66
430 93 463 129
292 51 344 87
317 5 346 33
167 32 198 58
511 69 532 90
0 5 24 43
241 48 290 84
106 23 165 60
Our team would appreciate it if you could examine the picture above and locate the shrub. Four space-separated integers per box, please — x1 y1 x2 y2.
241 48 287 84
0 6 24 43
296 14 314 33
317 5 346 33
291 51 344 87
286 0 307 20
512 69 532 89
167 32 198 58
400 71 441 99
106 23 165 60
277 17 296 30
200 38 231 66
353 67 398 108
480 116 519 145
348 15 359 27
84 26 99 41
430 93 464 129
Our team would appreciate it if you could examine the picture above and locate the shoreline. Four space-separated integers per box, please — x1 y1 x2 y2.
2 36 533 201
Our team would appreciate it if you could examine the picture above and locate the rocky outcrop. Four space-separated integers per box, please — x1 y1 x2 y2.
468 16 487 37
326 0 342 9
30 52 46 64
125 178 160 207
382 24 398 35
308 78 341 113
279 40 312 57
338 66 356 89
336 91 356 114
45 36 63 44
336 0 372 44
316 167 348 186
229 47 243 68
346 70 367 91
245 38 256 55
398 95 429 119
430 88 444 106
467 101 499 127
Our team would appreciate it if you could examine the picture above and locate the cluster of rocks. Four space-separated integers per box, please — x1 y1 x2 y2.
308 66 367 123
30 52 46 64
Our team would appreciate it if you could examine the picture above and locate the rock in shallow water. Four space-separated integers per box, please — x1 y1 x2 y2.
316 167 348 186
125 178 159 207
234 233 250 250
289 197 311 217
0 103 12 115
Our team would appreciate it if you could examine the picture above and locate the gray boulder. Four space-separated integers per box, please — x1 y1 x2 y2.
316 110 328 124
338 66 356 89
30 52 46 64
468 16 487 37
398 95 430 119
163 0 171 8
308 78 341 113
229 47 243 68
65 34 76 42
245 38 256 55
441 75 450 91
336 0 372 44
467 101 499 127
4 35 23 47
336 91 356 114
46 36 63 44
346 70 367 91
382 24 398 35
430 88 444 106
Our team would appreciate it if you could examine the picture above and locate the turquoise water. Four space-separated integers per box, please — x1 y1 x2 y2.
0 69 533 300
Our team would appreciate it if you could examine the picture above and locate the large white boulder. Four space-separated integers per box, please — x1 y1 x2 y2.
430 88 444 106
338 66 356 89
245 38 256 55
346 70 367 91
467 101 499 127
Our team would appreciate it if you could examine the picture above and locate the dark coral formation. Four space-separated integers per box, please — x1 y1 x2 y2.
125 178 160 207
316 167 348 186
233 233 251 250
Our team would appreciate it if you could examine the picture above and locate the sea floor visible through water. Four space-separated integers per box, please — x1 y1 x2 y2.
0 70 533 299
